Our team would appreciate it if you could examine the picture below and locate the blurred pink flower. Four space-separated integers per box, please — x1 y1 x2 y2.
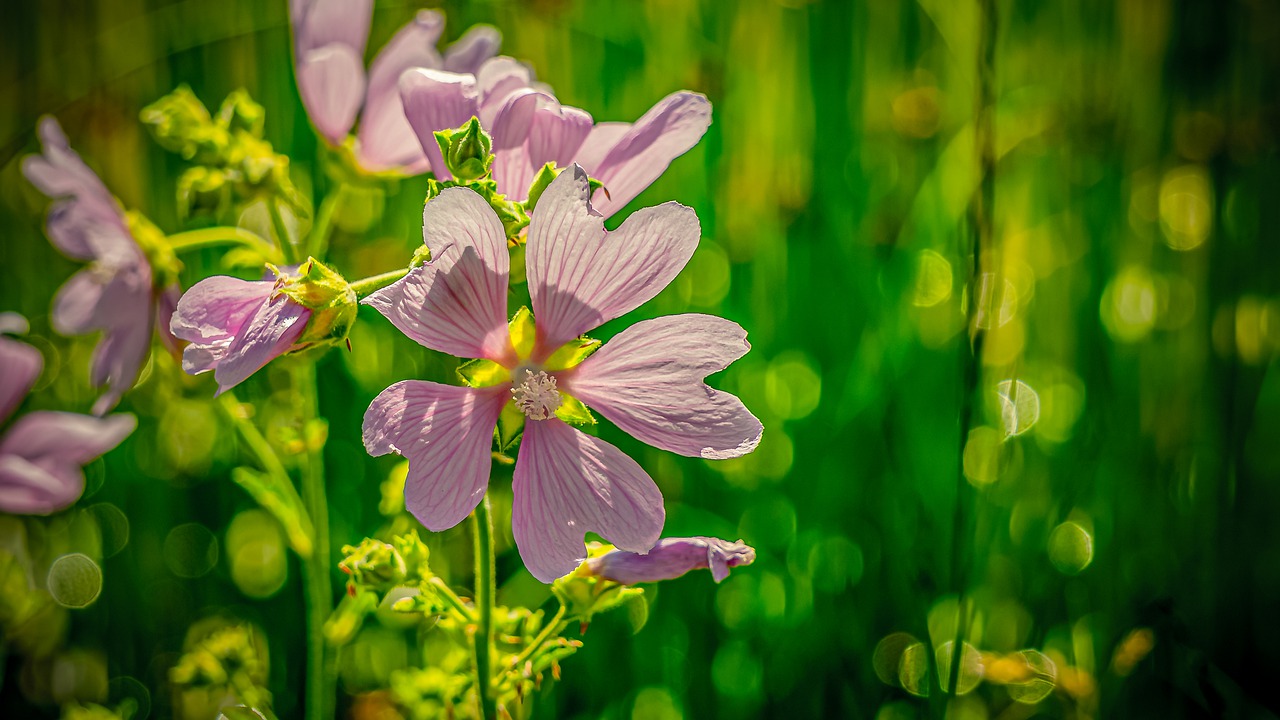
585 537 756 584
291 0 501 172
362 166 761 582
23 117 181 415
170 269 311 395
0 316 135 515
399 60 712 218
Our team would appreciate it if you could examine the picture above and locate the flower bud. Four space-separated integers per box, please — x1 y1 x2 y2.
339 538 408 592
434 117 493 182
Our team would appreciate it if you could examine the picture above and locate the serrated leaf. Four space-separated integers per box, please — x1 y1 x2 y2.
231 467 314 558
457 358 511 388
554 394 596 428
543 337 601 372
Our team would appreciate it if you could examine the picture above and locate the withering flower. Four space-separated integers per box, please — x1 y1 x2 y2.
584 537 756 584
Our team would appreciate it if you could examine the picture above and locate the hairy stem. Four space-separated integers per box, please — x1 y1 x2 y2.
166 226 280 262
268 200 298 264
473 495 497 720
350 268 411 298
292 360 335 720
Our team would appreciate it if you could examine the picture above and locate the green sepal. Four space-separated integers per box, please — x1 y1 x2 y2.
457 358 511 388
509 306 536 360
544 336 601 371
554 394 596 428
525 163 560 213
433 117 493 182
495 400 526 452
274 258 358 347
230 466 314 558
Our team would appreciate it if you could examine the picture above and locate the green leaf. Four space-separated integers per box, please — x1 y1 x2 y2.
457 358 511 388
508 306 536 360
554 394 596 428
231 467 314 558
544 337 601 372
496 400 526 451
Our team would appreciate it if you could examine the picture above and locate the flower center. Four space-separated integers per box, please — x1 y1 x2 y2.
512 370 561 421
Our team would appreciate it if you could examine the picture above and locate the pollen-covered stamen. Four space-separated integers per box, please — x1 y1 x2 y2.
512 370 562 420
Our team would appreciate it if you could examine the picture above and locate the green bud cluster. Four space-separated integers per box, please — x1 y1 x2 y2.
141 86 307 220
170 623 270 710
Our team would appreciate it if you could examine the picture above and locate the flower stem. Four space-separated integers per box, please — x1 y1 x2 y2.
473 495 497 720
307 182 348 260
268 200 299 264
509 601 568 674
292 360 335 720
166 226 281 262
350 268 410 298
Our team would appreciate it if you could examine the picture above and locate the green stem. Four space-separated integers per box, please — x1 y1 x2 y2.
428 576 477 623
292 360 335 720
473 495 497 720
509 602 568 674
268 200 299 264
217 393 292 483
350 268 411 298
307 183 348 260
166 226 281 262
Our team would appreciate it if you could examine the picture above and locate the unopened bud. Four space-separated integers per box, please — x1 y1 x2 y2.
434 117 493 182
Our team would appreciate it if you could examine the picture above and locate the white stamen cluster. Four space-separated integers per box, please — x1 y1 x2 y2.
512 370 562 420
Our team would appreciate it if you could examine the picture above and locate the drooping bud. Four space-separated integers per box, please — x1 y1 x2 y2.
338 537 408 592
434 117 493 182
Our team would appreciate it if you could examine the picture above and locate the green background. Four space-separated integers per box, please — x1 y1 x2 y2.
3 0 1280 718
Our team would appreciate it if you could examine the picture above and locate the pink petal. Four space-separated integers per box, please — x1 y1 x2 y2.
443 25 502 74
293 0 373 57
525 165 701 354
363 381 507 531
492 144 536 202
87 315 152 416
563 314 762 459
171 276 273 344
512 419 665 583
573 122 632 176
527 104 593 172
475 57 534 128
0 455 82 515
0 337 42 424
363 187 513 363
213 297 309 394
297 45 367 145
586 91 712 218
356 10 446 170
586 536 756 584
399 68 481 180
0 411 136 466
23 117 113 203
154 284 183 356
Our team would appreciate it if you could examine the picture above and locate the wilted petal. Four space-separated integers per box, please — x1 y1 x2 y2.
363 381 507 531
526 166 700 353
356 10 446 170
0 337 42 424
297 45 367 145
586 91 712 218
564 314 762 459
363 187 512 362
587 536 756 584
512 419 664 583
443 25 502 74
293 0 373 57
212 296 309 394
0 411 136 465
399 68 481 179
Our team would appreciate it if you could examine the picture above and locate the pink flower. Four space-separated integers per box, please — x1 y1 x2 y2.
585 537 756 584
362 166 762 582
22 117 181 415
399 60 711 218
291 0 501 173
0 316 135 515
170 271 310 395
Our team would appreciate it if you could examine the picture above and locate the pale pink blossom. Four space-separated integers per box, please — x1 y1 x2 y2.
363 166 761 582
586 537 756 584
291 0 500 173
0 316 135 515
23 117 181 415
399 60 711 217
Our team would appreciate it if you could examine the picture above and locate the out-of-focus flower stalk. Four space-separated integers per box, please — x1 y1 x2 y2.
473 495 498 720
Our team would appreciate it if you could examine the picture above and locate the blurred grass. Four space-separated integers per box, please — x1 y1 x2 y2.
3 0 1280 718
